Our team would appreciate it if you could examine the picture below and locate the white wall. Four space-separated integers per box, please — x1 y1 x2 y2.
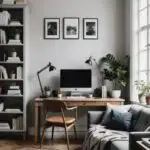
26 0 125 136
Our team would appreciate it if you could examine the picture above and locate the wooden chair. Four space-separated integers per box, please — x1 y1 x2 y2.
40 99 77 150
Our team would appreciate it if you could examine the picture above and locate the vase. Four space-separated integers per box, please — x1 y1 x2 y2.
139 95 146 104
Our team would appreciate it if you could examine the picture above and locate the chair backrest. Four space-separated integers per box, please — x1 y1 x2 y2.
43 99 67 113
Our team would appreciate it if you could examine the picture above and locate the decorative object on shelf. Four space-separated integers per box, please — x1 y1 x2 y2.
37 62 56 97
7 56 20 62
63 17 79 39
83 18 98 39
44 18 60 39
11 50 17 57
0 29 6 44
10 70 15 79
16 66 23 79
135 80 150 104
0 102 4 111
44 86 51 97
93 88 102 97
3 0 15 4
0 11 11 25
9 20 22 26
100 54 129 98
15 0 27 4
0 65 8 79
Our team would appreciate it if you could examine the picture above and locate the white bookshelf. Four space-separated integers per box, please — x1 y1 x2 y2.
0 4 26 138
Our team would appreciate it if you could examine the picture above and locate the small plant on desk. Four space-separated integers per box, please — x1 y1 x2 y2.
44 86 51 97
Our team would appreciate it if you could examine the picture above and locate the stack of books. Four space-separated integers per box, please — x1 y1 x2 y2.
7 57 21 62
7 85 21 95
9 20 22 26
8 39 22 45
0 123 10 130
0 29 6 44
3 0 14 4
12 116 23 130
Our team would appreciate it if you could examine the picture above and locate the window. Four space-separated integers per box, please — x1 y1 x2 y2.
131 0 150 101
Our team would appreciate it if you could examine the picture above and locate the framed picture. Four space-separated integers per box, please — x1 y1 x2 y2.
83 18 98 39
63 17 79 39
44 18 60 39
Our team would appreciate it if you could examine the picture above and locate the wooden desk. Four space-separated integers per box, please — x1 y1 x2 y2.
34 97 124 143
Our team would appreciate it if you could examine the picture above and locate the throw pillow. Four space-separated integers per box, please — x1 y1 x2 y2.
101 103 131 125
106 108 132 131
134 108 150 131
128 105 143 131
101 103 116 125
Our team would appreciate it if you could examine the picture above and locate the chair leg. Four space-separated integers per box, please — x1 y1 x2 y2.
64 126 70 150
51 126 54 142
73 125 77 140
40 126 46 149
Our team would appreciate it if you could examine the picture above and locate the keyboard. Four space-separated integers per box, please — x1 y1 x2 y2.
66 96 86 99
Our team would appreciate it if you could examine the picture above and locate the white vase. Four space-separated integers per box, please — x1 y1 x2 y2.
139 95 146 104
112 90 121 98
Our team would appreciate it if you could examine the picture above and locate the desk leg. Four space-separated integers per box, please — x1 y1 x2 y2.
38 106 41 143
34 104 38 144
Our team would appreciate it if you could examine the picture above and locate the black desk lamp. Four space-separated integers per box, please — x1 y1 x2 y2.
37 62 56 97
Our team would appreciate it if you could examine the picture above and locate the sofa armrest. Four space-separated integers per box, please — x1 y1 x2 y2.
87 111 105 129
129 132 150 150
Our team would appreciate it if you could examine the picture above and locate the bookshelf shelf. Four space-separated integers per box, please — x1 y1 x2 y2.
0 111 23 114
0 25 24 27
0 4 27 8
0 95 23 98
0 79 23 82
0 129 24 132
0 44 23 46
0 61 23 64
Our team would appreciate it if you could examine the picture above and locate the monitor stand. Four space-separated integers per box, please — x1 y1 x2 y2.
71 91 82 97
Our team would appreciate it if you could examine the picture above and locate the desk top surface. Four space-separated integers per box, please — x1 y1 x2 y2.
35 97 125 102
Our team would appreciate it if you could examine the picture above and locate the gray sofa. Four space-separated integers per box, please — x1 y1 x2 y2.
87 104 150 150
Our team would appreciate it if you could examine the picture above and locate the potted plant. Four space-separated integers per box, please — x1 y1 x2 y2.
99 54 129 98
135 80 150 104
44 86 51 97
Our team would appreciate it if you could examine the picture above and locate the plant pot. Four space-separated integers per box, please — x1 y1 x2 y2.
112 90 121 98
45 91 51 97
146 96 150 105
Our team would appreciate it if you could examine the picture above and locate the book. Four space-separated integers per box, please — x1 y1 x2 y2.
142 138 150 148
16 66 23 79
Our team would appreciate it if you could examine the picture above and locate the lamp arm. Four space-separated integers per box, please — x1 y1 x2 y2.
37 73 44 96
37 63 50 74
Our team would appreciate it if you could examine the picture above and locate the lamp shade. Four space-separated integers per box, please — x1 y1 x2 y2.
85 57 92 65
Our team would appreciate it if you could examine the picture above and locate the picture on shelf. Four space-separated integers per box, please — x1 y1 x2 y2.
63 17 79 39
44 18 60 39
83 18 98 39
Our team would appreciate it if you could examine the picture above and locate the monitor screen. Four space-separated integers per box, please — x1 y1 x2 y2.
60 69 92 88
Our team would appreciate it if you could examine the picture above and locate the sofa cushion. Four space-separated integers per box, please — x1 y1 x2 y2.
134 108 150 131
128 104 143 131
111 140 129 150
106 109 132 131
101 103 131 126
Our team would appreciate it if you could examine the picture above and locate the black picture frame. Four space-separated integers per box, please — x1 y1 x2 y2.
44 18 60 39
83 18 98 40
63 17 79 39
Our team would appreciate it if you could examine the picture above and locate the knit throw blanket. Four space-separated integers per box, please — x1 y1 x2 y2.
82 125 128 150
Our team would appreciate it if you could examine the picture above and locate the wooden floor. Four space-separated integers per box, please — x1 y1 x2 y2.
0 140 82 150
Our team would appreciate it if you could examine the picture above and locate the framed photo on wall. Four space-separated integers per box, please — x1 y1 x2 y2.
63 17 79 39
44 18 60 39
83 18 98 39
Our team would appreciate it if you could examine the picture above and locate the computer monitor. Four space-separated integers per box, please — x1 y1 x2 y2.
60 69 92 92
